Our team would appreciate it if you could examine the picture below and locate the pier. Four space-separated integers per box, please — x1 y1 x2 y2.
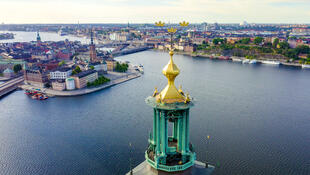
0 76 24 98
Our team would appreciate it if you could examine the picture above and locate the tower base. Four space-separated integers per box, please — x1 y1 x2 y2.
126 160 214 175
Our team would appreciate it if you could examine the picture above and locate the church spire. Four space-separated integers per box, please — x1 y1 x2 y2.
90 28 94 45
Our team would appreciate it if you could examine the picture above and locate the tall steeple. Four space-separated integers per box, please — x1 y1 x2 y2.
89 28 97 63
90 29 94 45
36 31 41 46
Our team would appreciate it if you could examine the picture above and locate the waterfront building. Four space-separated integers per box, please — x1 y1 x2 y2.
183 45 196 53
105 58 117 71
24 69 48 88
50 67 72 80
51 80 66 91
71 69 98 89
65 77 75 90
88 61 107 74
128 50 214 174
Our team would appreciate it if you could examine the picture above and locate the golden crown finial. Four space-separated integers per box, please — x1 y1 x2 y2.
179 21 189 27
167 27 177 34
155 21 165 27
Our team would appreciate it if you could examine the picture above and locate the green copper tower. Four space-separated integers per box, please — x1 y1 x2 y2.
127 21 214 175
145 50 195 172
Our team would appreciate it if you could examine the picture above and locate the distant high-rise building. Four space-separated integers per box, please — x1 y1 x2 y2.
214 22 220 30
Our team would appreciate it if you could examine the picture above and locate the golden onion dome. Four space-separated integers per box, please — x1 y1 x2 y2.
156 50 186 104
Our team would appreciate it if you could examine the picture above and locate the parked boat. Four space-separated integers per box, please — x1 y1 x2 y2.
302 64 310 69
261 60 280 65
249 59 257 64
242 59 250 64
31 93 48 100
138 64 144 74
25 90 48 100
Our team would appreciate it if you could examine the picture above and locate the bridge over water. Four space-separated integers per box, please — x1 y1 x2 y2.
0 76 24 98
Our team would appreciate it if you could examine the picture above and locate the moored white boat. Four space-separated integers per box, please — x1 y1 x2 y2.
261 60 280 65
302 64 310 69
242 59 250 64
249 59 257 64
137 64 144 73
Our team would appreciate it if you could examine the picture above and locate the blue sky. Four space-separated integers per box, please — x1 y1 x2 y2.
0 0 309 24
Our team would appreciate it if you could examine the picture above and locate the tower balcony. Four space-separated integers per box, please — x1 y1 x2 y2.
145 139 196 172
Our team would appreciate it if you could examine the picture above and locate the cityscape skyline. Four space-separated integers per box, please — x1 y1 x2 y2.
0 0 310 24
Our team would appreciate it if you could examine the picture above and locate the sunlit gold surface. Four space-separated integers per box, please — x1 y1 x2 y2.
155 21 165 27
179 21 189 27
167 27 177 34
156 50 186 103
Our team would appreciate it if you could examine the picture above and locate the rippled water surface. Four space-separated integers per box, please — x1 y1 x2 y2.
0 50 310 175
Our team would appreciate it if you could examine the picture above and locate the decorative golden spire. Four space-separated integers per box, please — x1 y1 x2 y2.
167 27 177 34
155 50 186 103
155 21 165 27
154 21 190 104
179 21 189 27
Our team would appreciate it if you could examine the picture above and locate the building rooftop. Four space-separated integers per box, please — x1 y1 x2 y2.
52 67 71 72
72 69 97 78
